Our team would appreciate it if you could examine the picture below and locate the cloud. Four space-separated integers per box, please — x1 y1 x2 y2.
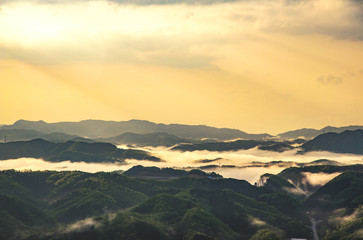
301 172 341 187
120 145 363 183
0 0 363 66
249 217 267 227
316 70 361 85
261 0 363 40
0 158 131 172
1 145 362 184
330 206 363 229
65 217 102 233
0 0 241 5
282 185 307 196
317 74 343 85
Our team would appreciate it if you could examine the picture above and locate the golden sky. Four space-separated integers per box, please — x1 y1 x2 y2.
1 0 363 134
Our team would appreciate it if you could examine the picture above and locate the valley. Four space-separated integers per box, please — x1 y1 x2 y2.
0 120 363 240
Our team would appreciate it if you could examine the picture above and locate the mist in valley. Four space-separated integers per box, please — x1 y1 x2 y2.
2 146 362 184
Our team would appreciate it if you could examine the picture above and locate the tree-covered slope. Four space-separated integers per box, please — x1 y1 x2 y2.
0 139 161 163
0 129 91 143
96 132 195 147
301 130 363 154
3 166 363 240
0 169 312 240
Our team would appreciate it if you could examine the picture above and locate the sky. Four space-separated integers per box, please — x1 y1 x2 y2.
0 0 363 134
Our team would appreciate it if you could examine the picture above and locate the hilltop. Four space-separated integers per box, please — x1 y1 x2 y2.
0 139 161 163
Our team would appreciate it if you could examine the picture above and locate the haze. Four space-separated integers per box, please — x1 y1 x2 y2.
1 0 363 134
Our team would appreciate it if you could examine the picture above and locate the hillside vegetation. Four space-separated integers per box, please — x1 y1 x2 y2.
1 165 363 239
0 139 161 163
0 169 311 240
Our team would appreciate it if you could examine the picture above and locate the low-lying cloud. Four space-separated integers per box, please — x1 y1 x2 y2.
65 217 102 233
0 158 131 172
301 172 342 187
1 147 362 184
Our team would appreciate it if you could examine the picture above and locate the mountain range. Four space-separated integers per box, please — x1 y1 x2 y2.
0 119 270 140
172 129 363 155
1 119 362 141
1 164 363 240
1 120 363 156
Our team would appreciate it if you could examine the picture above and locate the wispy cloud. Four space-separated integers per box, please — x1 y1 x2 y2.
317 74 343 85
317 70 361 85
0 0 362 66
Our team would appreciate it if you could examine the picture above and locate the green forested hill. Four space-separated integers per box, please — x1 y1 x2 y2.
259 165 363 240
2 165 363 240
0 169 310 240
0 139 161 163
96 132 196 147
301 129 363 154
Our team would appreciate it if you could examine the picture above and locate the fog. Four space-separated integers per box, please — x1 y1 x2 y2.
65 217 101 233
1 146 362 184
301 172 342 187
0 158 131 172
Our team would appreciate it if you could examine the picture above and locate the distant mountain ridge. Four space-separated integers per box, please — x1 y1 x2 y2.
278 125 363 139
0 119 271 140
1 119 362 142
0 129 92 143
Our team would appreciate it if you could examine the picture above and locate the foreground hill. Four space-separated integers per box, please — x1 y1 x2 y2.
260 165 363 198
0 139 161 163
300 129 363 154
0 169 311 240
259 165 363 240
0 119 270 140
2 165 363 239
123 165 222 179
